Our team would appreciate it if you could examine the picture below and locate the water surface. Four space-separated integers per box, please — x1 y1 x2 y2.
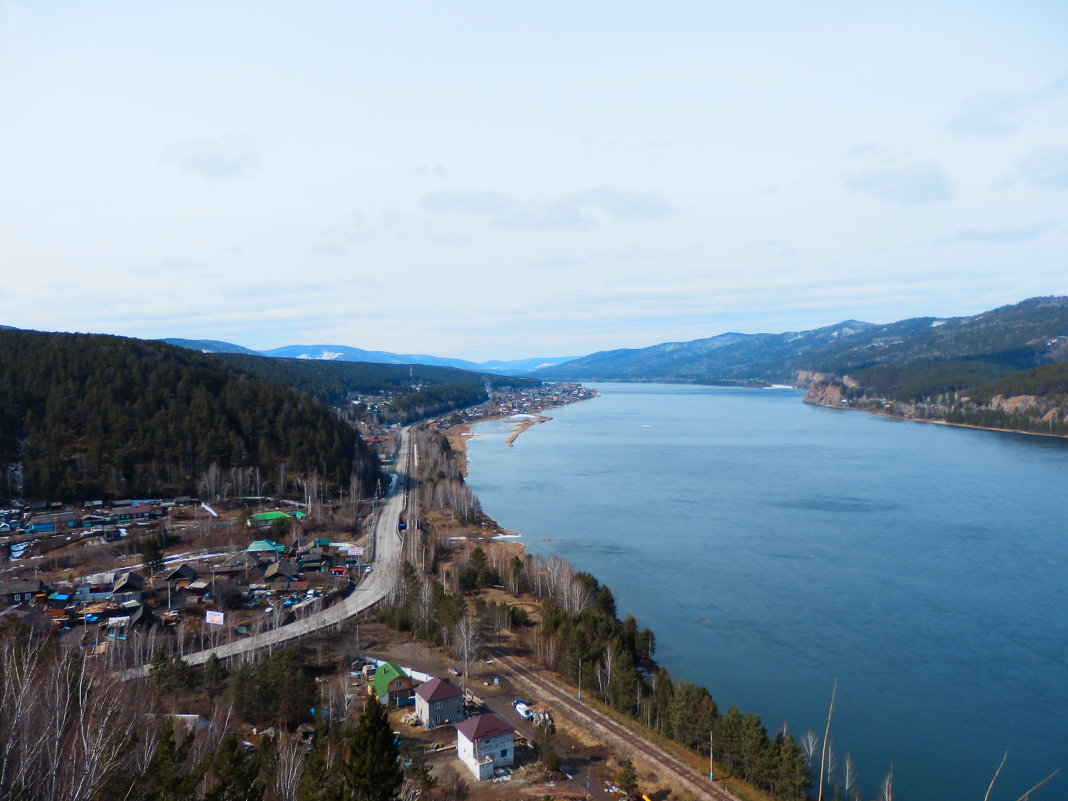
465 383 1068 801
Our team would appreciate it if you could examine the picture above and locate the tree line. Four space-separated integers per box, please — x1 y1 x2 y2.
0 628 417 801
0 330 381 501
374 535 813 800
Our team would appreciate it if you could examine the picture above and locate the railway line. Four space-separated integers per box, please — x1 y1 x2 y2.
490 648 741 801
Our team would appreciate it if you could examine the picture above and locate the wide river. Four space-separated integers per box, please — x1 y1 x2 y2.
463 383 1067 801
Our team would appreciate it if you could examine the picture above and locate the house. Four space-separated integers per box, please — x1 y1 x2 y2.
264 559 300 583
0 606 53 635
369 662 417 706
414 677 463 727
25 511 78 533
248 511 305 529
113 571 145 602
0 578 46 606
219 551 265 575
246 540 286 562
75 572 119 601
454 713 514 780
162 563 197 587
296 547 335 572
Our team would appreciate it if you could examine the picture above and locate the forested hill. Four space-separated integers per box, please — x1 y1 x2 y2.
213 352 538 406
537 296 1068 389
211 353 541 425
792 297 1068 435
0 330 381 501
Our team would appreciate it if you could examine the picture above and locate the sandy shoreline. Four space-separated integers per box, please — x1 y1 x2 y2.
446 413 552 476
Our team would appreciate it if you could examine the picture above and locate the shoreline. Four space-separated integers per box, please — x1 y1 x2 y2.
811 401 1068 441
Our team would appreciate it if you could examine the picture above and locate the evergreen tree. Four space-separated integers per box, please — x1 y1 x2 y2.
142 719 205 801
343 700 403 801
204 733 263 801
533 721 561 775
203 652 227 700
143 537 166 575
617 756 639 801
297 741 341 801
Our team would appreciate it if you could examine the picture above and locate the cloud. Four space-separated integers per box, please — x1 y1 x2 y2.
421 186 676 231
420 189 519 216
1017 147 1068 190
935 222 1057 246
412 163 447 179
527 256 581 270
160 134 262 180
948 77 1066 136
845 164 951 205
312 241 349 257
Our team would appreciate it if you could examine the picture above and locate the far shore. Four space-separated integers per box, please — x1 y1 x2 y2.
813 400 1068 441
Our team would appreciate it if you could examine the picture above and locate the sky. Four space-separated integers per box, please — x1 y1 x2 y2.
1 1 1067 362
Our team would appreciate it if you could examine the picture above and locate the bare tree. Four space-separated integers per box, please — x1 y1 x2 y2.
879 764 893 801
416 576 435 637
453 613 482 693
844 753 858 801
273 734 305 801
817 679 838 801
800 729 819 766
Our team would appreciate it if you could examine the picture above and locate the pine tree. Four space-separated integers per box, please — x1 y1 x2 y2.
343 699 403 801
617 756 639 801
533 721 561 775
142 719 205 801
203 652 227 700
204 733 263 801
297 741 341 801
143 537 165 575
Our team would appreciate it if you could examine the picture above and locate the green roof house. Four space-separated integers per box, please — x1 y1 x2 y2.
369 662 417 706
246 540 286 561
249 511 291 524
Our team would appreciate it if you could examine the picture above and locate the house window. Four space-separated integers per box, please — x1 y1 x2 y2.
433 701 442 709
500 749 507 757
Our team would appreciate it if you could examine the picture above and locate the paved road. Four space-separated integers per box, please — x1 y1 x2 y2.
127 428 411 676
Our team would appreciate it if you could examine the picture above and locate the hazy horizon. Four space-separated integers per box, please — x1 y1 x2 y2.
2 1 1066 361
3 292 1061 365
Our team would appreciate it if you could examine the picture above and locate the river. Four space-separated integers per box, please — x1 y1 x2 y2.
463 383 1068 801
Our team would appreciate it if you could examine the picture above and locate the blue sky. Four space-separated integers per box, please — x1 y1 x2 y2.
2 1 1066 360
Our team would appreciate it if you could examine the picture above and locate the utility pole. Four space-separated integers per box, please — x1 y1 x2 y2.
577 658 582 700
710 727 715 781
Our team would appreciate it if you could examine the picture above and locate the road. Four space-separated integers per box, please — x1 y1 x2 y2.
489 648 741 801
127 427 411 676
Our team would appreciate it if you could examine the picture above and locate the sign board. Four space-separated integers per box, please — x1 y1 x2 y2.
205 610 225 626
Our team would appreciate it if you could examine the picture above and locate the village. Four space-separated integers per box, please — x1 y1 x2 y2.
0 380 686 801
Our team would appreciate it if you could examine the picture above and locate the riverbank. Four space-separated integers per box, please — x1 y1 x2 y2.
806 398 1068 441
446 411 570 476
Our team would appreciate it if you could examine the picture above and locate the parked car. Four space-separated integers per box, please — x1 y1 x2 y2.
512 700 533 720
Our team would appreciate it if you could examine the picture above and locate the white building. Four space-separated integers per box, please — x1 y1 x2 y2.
454 713 514 780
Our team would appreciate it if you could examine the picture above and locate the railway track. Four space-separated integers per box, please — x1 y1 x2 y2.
490 648 741 801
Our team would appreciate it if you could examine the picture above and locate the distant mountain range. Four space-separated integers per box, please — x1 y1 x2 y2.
534 297 1068 386
533 296 1068 437
161 338 576 376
